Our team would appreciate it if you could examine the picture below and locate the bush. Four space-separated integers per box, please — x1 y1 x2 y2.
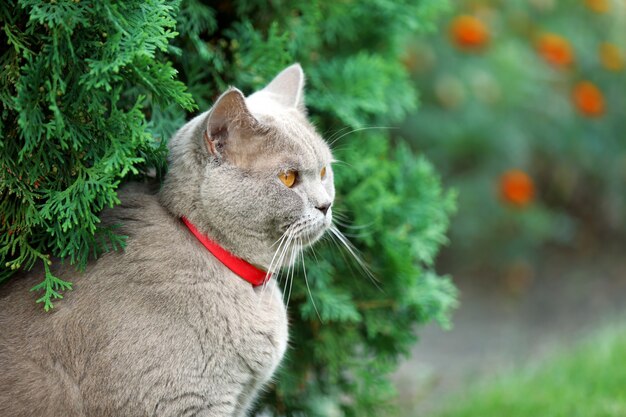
0 0 194 306
1 1 456 415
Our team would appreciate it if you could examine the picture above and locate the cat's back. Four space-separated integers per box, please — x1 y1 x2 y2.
0 181 172 312
0 183 192 415
0 182 196 339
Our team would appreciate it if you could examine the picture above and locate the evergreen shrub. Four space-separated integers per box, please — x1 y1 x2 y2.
1 1 456 415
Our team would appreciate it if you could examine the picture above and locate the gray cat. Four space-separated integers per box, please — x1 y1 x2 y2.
0 64 335 417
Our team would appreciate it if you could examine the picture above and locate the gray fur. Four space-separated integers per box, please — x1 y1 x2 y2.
0 64 334 417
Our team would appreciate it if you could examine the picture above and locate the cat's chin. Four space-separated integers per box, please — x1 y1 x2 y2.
299 225 329 247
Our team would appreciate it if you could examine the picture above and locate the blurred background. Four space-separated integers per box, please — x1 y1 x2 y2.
393 0 626 415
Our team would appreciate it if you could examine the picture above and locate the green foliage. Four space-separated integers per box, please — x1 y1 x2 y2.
401 0 626 263
431 324 626 417
276 138 456 416
168 1 456 415
1 0 456 415
0 0 194 308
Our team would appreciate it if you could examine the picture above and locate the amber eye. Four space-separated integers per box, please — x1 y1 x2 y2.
279 170 297 188
320 166 327 180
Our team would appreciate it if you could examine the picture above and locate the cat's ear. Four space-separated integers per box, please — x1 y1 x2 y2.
205 88 257 157
261 63 306 112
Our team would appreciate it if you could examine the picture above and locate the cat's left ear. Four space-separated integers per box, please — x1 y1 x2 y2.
261 64 306 112
205 88 258 158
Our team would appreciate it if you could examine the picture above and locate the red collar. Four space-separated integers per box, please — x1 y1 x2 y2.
181 217 270 287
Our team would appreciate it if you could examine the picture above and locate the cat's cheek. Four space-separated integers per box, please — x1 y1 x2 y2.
277 189 306 223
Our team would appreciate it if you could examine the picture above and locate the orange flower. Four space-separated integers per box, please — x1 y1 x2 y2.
401 50 419 72
450 15 489 50
599 42 624 71
585 0 609 13
499 170 535 207
536 33 574 67
572 81 605 117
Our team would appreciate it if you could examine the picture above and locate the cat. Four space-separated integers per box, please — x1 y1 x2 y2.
0 64 335 417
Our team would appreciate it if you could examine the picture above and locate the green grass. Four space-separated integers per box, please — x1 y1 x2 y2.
430 326 626 417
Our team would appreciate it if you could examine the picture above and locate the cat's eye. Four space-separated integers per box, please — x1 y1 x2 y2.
320 166 327 180
279 170 297 188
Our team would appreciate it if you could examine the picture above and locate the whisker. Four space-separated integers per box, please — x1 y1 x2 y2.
326 126 353 144
307 239 321 265
282 243 292 305
326 229 357 275
331 211 353 222
301 237 322 322
281 244 291 306
330 158 354 169
328 147 351 156
330 215 374 239
263 232 289 287
339 231 369 239
329 225 383 291
285 238 299 309
275 231 294 303
258 229 293 306
333 218 374 230
266 232 290 275
329 126 395 147
269 232 288 249
277 233 295 304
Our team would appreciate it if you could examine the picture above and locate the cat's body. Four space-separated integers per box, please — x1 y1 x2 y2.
0 184 288 416
0 64 334 416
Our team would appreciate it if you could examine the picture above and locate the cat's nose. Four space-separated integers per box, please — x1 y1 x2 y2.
316 202 331 216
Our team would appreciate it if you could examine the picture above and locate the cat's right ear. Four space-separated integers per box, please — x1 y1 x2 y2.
205 88 257 157
261 64 306 113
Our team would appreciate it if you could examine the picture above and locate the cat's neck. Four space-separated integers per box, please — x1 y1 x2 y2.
181 216 270 286
176 210 278 271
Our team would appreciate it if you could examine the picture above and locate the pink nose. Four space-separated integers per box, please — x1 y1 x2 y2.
316 203 331 216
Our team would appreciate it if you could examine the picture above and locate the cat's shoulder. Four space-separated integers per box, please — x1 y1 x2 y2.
110 181 161 215
99 182 197 278
101 181 169 235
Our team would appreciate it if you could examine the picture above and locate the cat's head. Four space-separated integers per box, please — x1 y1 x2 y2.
160 64 334 269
